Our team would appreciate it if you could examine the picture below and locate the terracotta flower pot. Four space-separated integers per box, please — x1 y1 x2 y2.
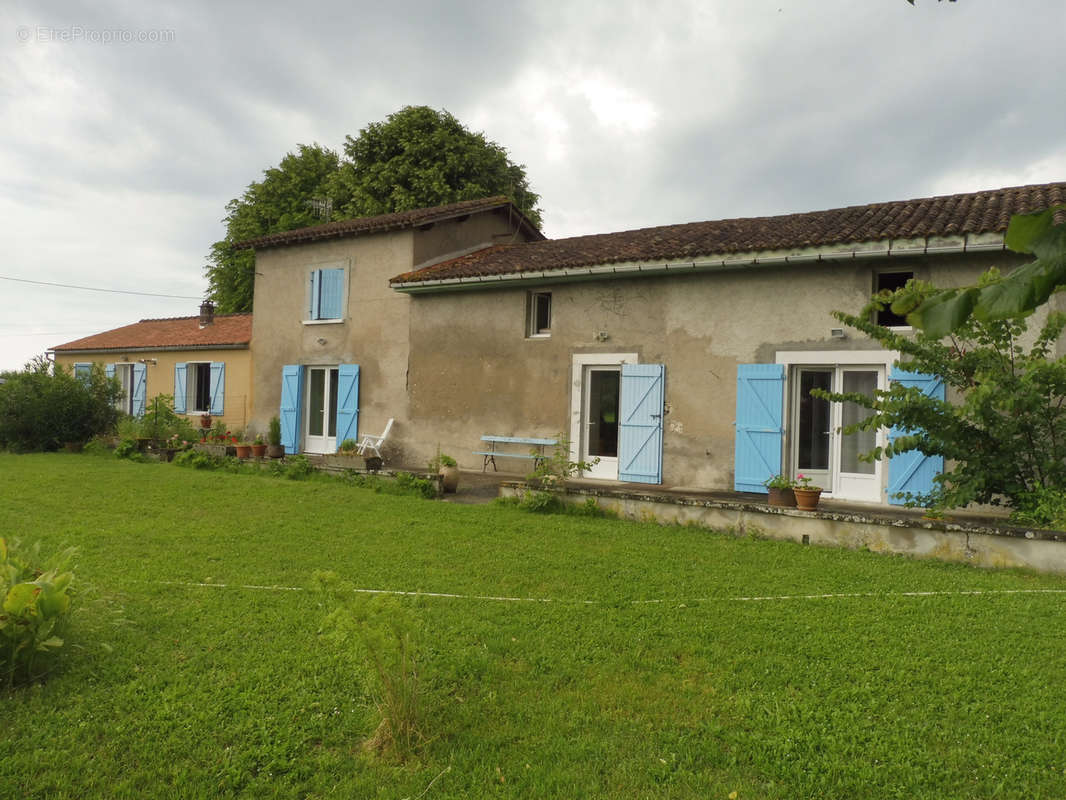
251 444 267 458
767 487 797 508
439 465 459 493
267 444 285 459
235 444 252 459
793 487 823 511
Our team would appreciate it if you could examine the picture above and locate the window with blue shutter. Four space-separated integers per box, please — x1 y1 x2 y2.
73 362 92 383
618 364 665 484
310 268 345 320
334 364 360 449
209 362 225 416
887 368 944 505
280 365 304 454
734 364 785 493
174 364 187 414
131 363 147 417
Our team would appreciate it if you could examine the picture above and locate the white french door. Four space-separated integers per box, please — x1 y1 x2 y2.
303 366 339 454
791 365 885 503
582 366 621 479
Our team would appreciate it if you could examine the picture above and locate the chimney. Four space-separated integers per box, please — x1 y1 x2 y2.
199 300 215 328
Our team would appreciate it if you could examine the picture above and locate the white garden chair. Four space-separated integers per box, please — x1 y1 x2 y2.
356 418 394 458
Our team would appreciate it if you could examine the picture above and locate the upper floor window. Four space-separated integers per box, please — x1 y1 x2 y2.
527 292 551 337
874 271 913 328
308 267 346 321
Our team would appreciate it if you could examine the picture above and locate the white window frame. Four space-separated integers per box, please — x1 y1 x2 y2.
186 361 212 415
526 291 552 338
874 269 915 330
303 260 349 325
112 363 135 416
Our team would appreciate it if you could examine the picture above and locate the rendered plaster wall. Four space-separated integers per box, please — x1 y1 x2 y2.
53 348 253 431
403 249 1030 488
249 212 536 461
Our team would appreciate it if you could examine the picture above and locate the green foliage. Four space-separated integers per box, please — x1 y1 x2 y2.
428 450 456 470
314 571 424 762
113 438 142 461
0 357 120 452
173 449 222 470
81 436 114 457
526 435 598 489
138 394 199 444
267 416 282 447
281 454 314 480
338 438 358 454
764 473 794 490
332 106 541 229
0 537 76 690
905 206 1066 336
520 489 564 514
206 108 543 312
1010 488 1066 530
822 274 1066 511
206 144 345 312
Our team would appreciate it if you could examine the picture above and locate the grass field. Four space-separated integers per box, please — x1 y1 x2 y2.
3 453 1066 799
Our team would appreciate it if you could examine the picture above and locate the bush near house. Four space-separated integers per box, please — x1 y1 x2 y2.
0 356 120 451
822 271 1066 520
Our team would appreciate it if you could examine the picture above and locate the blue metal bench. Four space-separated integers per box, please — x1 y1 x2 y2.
473 435 558 472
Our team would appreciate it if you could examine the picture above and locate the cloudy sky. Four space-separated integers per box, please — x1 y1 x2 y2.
2 0 1064 370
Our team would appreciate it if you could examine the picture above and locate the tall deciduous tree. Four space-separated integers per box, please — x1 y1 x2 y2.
330 106 541 229
206 144 345 313
205 108 542 312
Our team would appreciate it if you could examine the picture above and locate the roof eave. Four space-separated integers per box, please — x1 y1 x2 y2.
390 236 1008 293
50 343 250 354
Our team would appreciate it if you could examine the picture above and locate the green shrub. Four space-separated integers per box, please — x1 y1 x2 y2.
314 571 425 762
114 438 142 461
0 357 120 451
82 436 114 457
520 489 564 514
174 449 222 470
267 416 282 447
1010 488 1066 530
0 537 76 690
282 454 314 480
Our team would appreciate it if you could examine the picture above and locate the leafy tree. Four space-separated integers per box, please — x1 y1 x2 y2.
330 106 541 228
818 275 1066 517
206 108 542 312
900 206 1066 337
0 357 121 451
206 144 345 313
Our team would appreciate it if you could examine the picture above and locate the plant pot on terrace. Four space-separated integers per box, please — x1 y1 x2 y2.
764 474 797 508
430 451 459 494
235 443 252 459
267 416 284 458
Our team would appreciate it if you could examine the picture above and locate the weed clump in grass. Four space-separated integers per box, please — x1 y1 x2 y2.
314 571 425 762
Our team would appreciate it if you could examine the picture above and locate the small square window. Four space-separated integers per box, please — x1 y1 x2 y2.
527 292 551 337
874 271 913 327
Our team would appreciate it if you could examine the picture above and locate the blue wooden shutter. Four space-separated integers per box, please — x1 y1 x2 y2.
105 364 115 379
618 364 665 484
309 271 320 319
73 362 91 382
173 363 187 414
335 364 360 450
734 364 785 493
209 362 225 416
132 363 147 417
318 268 344 319
280 365 303 454
887 368 944 505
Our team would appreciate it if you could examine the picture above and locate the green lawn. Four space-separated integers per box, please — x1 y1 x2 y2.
3 453 1066 799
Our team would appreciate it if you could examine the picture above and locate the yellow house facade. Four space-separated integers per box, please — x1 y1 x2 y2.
51 304 254 432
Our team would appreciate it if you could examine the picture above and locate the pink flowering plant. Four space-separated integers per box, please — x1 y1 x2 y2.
794 473 822 491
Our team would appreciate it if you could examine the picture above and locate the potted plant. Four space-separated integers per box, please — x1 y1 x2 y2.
764 474 797 508
267 416 285 458
234 432 252 459
251 433 267 458
338 438 359 455
792 473 824 511
430 450 459 493
199 413 213 430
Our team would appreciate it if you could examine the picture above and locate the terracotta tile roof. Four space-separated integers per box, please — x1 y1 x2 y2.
234 196 544 251
391 182 1066 285
51 313 252 353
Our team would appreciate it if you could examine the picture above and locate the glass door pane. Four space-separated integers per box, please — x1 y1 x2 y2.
327 368 339 438
308 368 325 437
840 371 877 475
587 370 620 458
797 370 831 470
